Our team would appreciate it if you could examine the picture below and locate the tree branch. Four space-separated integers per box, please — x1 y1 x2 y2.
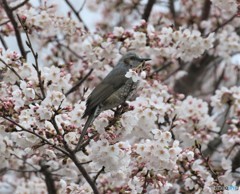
17 15 46 99
51 108 99 194
169 0 177 26
0 33 8 50
0 58 22 80
201 0 211 21
12 0 29 11
64 0 89 31
40 163 57 194
68 151 100 194
2 0 26 58
142 0 156 22
206 14 237 37
1 116 70 156
65 68 93 97
94 166 105 183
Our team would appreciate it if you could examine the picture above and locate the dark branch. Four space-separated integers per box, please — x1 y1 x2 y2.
68 151 100 194
169 0 177 26
94 166 105 183
50 109 99 194
142 0 156 22
40 163 57 194
17 15 46 99
57 41 84 59
0 19 10 26
2 0 26 58
0 58 22 80
1 116 70 156
141 170 150 194
206 14 237 37
12 0 29 11
0 33 8 50
201 0 211 21
64 0 89 31
78 0 87 13
65 68 93 96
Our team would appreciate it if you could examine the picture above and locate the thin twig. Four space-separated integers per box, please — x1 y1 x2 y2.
141 170 150 194
65 68 93 97
78 0 87 13
93 166 105 183
206 14 237 37
11 153 40 171
1 116 70 156
195 142 223 186
64 0 89 31
74 133 98 153
7 168 38 173
0 58 22 80
57 42 84 59
17 15 46 99
12 0 29 11
0 33 8 50
150 61 172 77
0 20 10 26
50 107 99 194
169 0 177 26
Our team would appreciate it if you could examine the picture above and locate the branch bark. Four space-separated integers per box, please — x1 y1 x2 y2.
65 68 93 97
169 0 177 26
40 163 57 194
142 0 156 22
201 0 211 21
1 0 26 59
0 33 8 50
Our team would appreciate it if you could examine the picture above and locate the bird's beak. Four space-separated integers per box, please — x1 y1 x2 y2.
141 58 151 62
136 58 150 71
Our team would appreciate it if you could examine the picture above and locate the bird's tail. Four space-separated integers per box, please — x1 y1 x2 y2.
75 107 99 151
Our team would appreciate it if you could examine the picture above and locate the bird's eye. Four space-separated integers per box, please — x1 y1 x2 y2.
130 56 136 60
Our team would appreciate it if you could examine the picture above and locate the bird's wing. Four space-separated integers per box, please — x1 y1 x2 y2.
83 67 128 117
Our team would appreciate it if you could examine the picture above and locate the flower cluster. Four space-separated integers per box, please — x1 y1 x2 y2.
211 0 238 14
174 96 220 149
17 6 83 36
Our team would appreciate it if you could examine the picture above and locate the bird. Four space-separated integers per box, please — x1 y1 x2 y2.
75 52 150 151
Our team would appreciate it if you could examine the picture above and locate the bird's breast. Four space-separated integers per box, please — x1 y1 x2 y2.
101 79 138 111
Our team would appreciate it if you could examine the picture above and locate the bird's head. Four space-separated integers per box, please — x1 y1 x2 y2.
120 52 151 70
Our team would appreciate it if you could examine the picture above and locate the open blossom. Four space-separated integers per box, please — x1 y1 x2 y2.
113 26 125 37
125 69 141 82
88 140 131 171
211 86 240 115
214 26 240 59
134 131 182 171
0 49 21 68
174 96 220 148
152 27 215 61
17 7 83 36
131 31 147 48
